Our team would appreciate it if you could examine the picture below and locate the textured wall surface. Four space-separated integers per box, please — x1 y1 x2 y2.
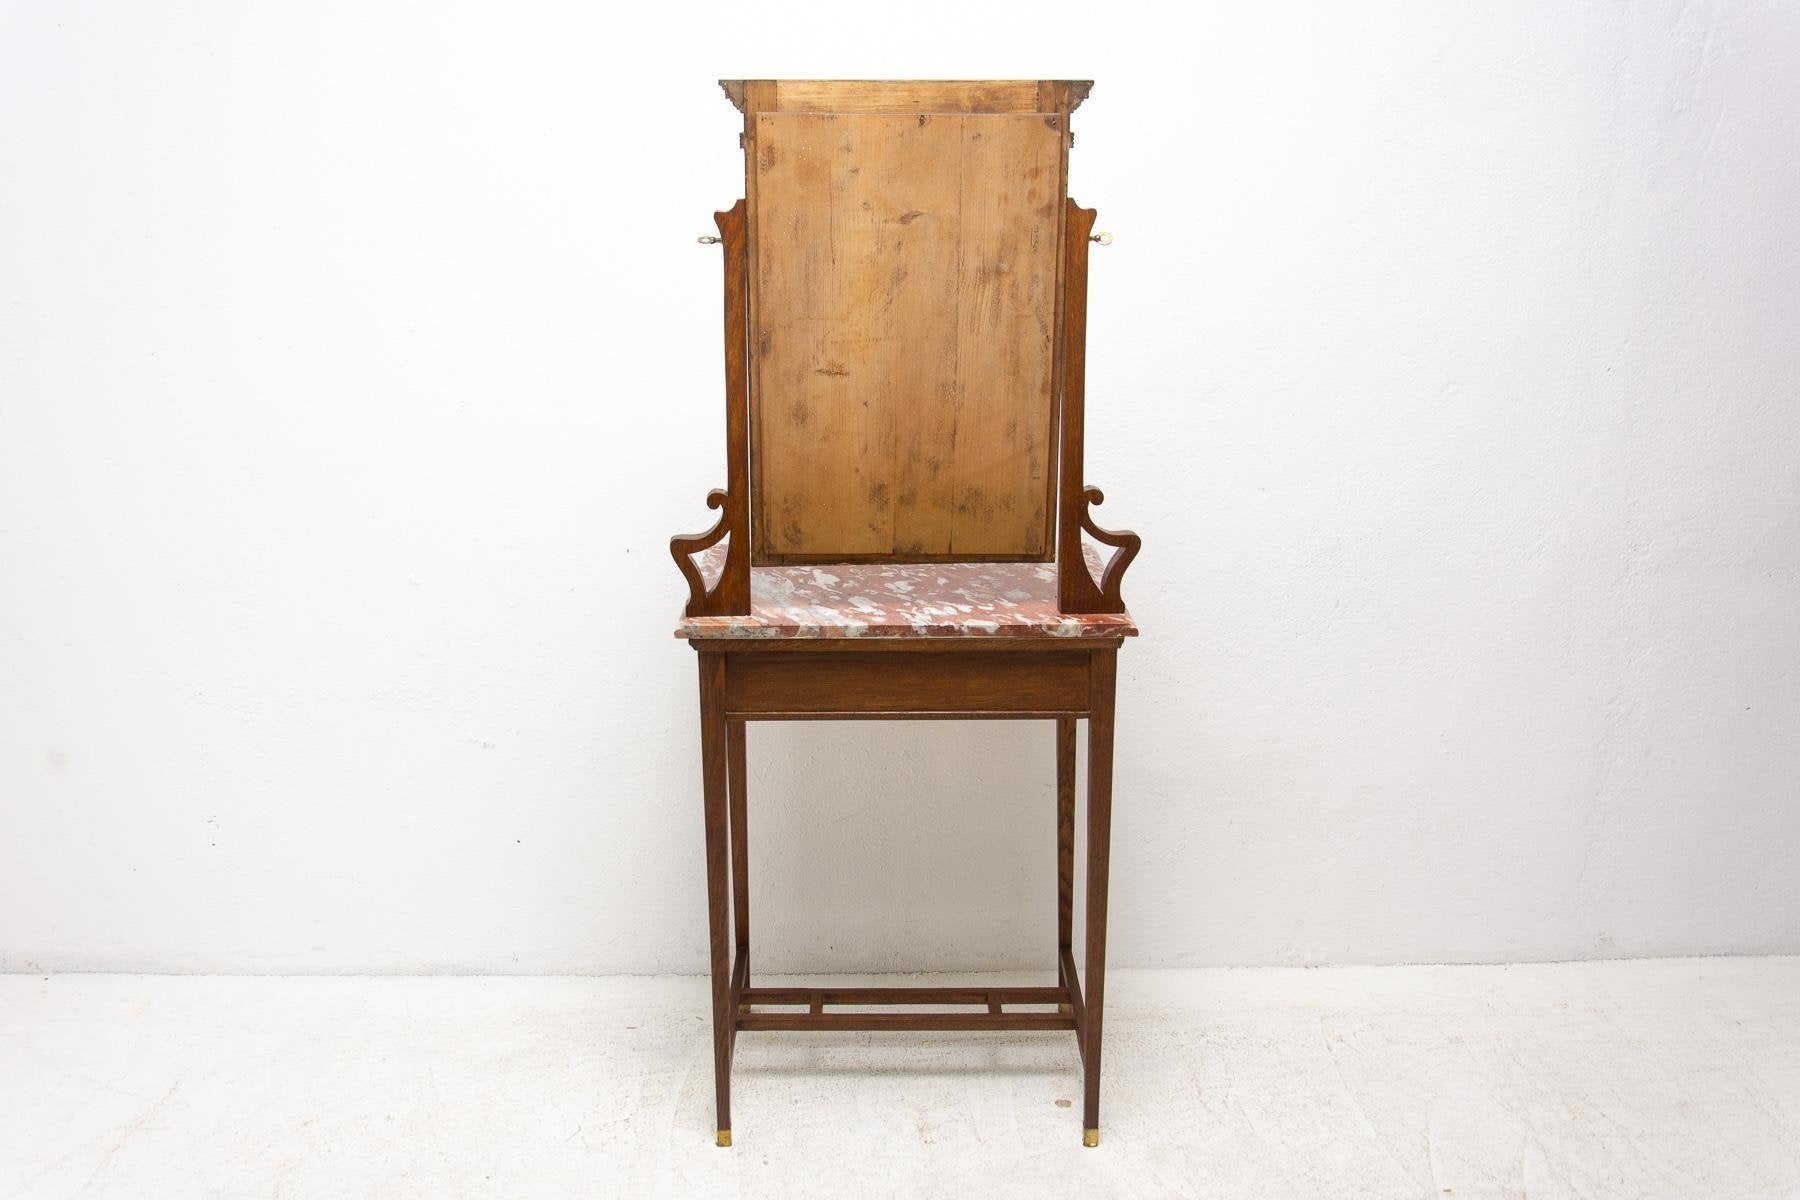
2 1 1796 974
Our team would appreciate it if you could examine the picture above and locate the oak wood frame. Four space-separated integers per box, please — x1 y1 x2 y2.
693 637 1120 1146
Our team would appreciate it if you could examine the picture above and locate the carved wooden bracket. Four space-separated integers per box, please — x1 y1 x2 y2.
671 488 745 617
1074 486 1141 613
1056 199 1141 616
669 201 751 618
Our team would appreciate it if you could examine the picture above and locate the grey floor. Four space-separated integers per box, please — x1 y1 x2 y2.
3 959 1796 1199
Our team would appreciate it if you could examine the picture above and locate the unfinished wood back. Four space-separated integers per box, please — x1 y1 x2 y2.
728 80 1088 564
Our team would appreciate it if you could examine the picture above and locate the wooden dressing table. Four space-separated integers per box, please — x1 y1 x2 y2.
670 79 1140 1148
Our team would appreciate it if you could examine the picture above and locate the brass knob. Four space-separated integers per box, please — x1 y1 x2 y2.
1089 231 1113 246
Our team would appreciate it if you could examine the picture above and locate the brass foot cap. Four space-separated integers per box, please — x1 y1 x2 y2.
1058 1003 1072 1014
1083 1128 1100 1148
716 1130 732 1147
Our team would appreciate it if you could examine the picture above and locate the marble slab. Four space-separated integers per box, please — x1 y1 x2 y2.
676 544 1137 640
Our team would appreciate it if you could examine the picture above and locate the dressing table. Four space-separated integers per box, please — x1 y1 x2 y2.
670 79 1140 1147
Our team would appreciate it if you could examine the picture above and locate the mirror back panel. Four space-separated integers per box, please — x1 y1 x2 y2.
741 85 1075 564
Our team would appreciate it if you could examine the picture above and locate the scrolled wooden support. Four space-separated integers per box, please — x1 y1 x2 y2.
1056 198 1141 616
1075 486 1141 613
669 199 752 618
671 488 739 617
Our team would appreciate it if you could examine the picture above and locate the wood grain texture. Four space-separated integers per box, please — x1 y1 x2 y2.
737 1011 1075 1032
741 985 1068 1006
722 79 1089 114
682 80 1129 1149
1056 716 1077 976
1057 199 1098 609
693 636 1125 654
688 634 1121 1144
696 652 733 1137
736 983 1079 1031
1082 647 1117 1138
1061 942 1088 1064
669 201 752 617
727 717 749 955
749 112 1063 563
723 648 1089 715
1055 199 1140 616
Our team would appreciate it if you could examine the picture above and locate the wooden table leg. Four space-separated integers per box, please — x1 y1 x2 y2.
728 717 750 990
1082 649 1117 1147
698 652 733 1146
1055 716 1076 1011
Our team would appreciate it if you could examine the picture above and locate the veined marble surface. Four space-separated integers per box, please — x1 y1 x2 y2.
676 543 1137 640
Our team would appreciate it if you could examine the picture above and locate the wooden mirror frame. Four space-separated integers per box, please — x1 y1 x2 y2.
672 81 1139 619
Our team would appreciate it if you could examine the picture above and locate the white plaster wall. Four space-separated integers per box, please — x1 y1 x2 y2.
2 1 1796 975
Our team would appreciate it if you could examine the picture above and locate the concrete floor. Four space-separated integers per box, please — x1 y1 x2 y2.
2 959 1796 1199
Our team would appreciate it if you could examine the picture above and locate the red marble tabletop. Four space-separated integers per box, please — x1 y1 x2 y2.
676 542 1138 640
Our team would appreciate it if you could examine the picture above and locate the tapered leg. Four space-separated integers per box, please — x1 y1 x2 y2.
697 652 733 1145
728 717 750 981
1082 650 1117 1147
1055 716 1076 1005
